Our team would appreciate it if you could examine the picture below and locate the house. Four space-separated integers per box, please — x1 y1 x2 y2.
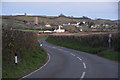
54 25 65 32
45 23 51 27
83 21 86 24
91 25 97 28
68 23 71 25
44 30 53 33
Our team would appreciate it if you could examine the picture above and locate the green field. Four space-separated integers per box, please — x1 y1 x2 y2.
14 29 41 33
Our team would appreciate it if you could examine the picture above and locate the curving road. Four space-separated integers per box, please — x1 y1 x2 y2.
21 38 118 79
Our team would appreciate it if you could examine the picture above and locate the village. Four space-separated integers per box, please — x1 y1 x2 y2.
31 15 117 34
2 2 119 79
2 13 118 34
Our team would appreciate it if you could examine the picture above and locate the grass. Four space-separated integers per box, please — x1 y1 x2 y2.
2 19 27 27
2 42 47 78
46 37 119 61
13 29 41 33
21 29 40 33
37 35 48 39
46 38 103 54
98 49 118 61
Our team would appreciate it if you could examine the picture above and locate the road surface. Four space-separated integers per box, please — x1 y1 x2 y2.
21 38 118 79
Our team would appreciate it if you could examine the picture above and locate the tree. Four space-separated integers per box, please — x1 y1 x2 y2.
89 22 95 28
82 16 89 19
40 22 45 26
59 13 65 17
23 20 27 24
79 22 84 26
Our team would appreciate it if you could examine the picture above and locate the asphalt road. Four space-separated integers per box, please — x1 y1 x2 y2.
21 38 118 79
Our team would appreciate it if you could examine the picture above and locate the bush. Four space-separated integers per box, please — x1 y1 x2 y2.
2 29 37 65
46 32 120 61
47 32 120 52
2 29 48 78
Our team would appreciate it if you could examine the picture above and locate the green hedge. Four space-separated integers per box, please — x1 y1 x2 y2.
46 32 120 61
2 29 47 78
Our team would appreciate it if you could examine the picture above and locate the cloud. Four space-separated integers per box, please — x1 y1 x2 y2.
11 13 39 15
12 13 24 15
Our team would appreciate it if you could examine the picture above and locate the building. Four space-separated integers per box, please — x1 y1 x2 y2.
83 21 86 24
71 22 80 27
68 23 71 25
54 25 65 32
45 23 51 27
35 16 38 25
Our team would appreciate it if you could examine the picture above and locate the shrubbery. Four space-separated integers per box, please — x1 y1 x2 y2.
2 29 47 78
47 32 120 52
2 29 37 67
46 32 120 61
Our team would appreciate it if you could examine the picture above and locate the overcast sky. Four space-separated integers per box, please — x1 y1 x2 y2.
2 2 118 20
1 0 119 2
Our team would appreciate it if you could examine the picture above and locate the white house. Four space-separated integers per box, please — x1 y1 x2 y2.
68 23 71 25
91 25 97 28
45 23 51 27
83 21 86 24
72 22 80 27
44 30 53 33
54 25 65 32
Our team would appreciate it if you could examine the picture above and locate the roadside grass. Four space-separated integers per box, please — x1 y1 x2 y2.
46 38 104 54
2 42 47 78
98 49 118 61
46 37 119 61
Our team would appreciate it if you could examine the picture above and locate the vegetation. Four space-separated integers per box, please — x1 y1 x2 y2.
2 15 91 26
14 29 40 33
46 33 120 61
37 35 48 39
2 15 118 33
63 25 80 33
2 29 47 78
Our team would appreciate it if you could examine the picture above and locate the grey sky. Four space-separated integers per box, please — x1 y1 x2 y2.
2 2 118 20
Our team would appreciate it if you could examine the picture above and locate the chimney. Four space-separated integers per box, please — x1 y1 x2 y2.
35 16 38 24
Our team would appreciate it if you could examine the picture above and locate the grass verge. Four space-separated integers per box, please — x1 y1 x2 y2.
2 42 47 78
46 37 119 61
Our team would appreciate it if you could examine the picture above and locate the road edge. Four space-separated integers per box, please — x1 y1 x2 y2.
19 52 51 79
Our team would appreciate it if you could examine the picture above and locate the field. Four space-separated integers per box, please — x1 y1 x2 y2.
2 15 118 33
46 32 120 61
2 29 47 78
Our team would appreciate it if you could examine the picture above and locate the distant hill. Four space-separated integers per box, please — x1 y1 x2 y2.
2 15 117 26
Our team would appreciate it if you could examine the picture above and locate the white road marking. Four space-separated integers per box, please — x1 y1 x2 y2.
52 47 56 49
70 53 75 56
77 57 82 61
83 62 86 69
38 40 87 79
21 53 51 79
58 49 62 51
80 72 86 79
